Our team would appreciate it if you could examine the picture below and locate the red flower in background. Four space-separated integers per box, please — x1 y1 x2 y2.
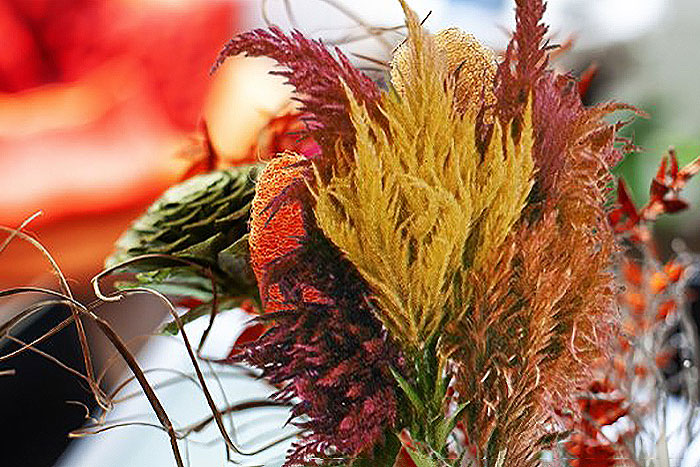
564 379 629 467
564 146 700 466
0 0 235 129
0 0 244 289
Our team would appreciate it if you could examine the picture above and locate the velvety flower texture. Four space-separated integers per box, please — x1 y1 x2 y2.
217 6 406 464
218 0 629 464
240 154 401 465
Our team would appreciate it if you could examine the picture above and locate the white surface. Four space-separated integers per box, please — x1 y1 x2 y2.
57 309 294 467
56 309 700 467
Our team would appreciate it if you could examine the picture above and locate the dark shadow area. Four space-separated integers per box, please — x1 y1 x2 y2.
0 306 96 466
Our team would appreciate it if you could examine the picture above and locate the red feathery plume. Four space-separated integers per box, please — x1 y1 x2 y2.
214 27 382 179
533 73 633 198
241 153 401 465
495 0 635 203
609 148 700 244
495 0 548 124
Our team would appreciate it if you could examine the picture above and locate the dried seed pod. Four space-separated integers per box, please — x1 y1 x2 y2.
107 165 261 302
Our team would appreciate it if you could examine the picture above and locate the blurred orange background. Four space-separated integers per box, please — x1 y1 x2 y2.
0 0 293 292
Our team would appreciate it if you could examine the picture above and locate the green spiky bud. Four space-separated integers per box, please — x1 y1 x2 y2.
106 165 263 328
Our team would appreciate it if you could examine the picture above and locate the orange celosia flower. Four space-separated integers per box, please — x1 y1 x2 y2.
656 300 676 321
248 153 307 287
665 261 684 283
623 292 646 315
567 435 619 467
655 349 675 368
622 261 643 287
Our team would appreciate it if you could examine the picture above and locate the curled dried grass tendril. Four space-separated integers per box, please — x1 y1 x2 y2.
0 223 294 465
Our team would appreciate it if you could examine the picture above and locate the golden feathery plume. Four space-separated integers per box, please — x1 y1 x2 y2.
311 1 534 349
392 27 497 116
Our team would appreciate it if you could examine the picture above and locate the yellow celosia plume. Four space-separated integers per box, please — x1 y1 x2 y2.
391 27 497 117
312 3 534 348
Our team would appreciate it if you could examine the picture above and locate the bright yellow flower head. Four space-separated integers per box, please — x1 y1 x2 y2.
312 4 534 348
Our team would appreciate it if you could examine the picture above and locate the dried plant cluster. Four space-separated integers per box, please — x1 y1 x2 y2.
3 1 700 467
213 0 633 464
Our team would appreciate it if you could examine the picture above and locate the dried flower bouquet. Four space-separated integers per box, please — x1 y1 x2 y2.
3 1 700 466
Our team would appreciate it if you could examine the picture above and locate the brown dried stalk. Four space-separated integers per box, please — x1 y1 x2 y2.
0 224 293 466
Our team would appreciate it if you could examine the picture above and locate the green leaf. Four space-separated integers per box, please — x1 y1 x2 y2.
217 234 255 286
159 297 243 335
105 165 262 305
418 335 439 398
391 367 424 413
406 446 440 467
351 431 401 467
432 372 447 407
115 267 218 300
116 281 213 302
178 232 229 260
435 401 470 448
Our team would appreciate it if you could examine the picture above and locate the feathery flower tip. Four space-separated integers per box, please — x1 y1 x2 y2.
391 28 497 115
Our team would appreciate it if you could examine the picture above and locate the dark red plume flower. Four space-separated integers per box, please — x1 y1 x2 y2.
238 154 401 465
494 0 636 205
495 0 548 124
215 21 405 465
214 27 383 179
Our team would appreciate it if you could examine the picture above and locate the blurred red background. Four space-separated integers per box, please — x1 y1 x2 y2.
0 4 297 463
0 0 293 292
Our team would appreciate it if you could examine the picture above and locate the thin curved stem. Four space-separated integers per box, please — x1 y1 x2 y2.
0 226 107 408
